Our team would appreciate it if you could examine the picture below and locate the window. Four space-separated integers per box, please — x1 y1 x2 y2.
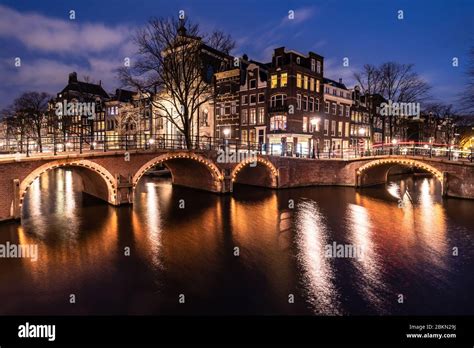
303 75 308 89
276 56 282 67
242 95 248 105
249 79 256 89
241 130 247 143
258 108 265 124
249 109 256 124
317 61 321 74
241 109 248 124
303 116 308 132
303 96 308 111
309 97 314 112
225 105 231 115
345 105 350 117
325 87 330 94
271 74 278 88
315 98 320 111
250 94 257 104
316 80 320 93
281 72 288 87
270 94 287 107
258 93 265 103
324 119 329 135
331 120 336 136
297 94 302 110
325 101 330 113
270 115 287 130
310 78 314 91
345 122 350 137
339 104 343 116
297 73 302 88
332 89 337 96
331 103 337 115
216 106 221 116
231 102 236 114
338 121 343 136
311 58 316 72
296 57 301 64
249 129 256 143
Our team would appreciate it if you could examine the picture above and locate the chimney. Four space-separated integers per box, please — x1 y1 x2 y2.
99 80 102 86
339 78 342 84
68 72 77 83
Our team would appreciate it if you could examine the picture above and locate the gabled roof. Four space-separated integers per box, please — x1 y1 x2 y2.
113 89 137 102
323 77 348 90
59 72 109 99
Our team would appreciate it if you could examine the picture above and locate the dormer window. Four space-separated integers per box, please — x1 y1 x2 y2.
249 79 256 89
296 57 301 64
311 58 316 72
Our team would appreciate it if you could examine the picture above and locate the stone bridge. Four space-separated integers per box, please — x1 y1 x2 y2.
0 149 472 222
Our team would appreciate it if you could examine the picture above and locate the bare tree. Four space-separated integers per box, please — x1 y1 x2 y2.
206 30 235 54
354 64 384 143
13 92 50 152
119 17 233 149
379 62 431 103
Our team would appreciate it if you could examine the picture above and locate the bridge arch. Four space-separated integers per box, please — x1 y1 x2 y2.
230 157 279 190
132 152 224 193
18 159 118 212
356 157 444 188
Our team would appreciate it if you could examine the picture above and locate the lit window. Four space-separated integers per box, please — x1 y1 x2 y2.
249 109 256 124
303 116 308 132
271 75 278 88
303 76 308 89
281 73 288 87
297 73 302 88
241 109 248 124
310 78 314 91
258 108 265 124
316 80 320 93
270 115 287 130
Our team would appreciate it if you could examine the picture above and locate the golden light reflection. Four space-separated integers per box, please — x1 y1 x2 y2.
346 203 389 313
16 168 119 290
294 200 341 314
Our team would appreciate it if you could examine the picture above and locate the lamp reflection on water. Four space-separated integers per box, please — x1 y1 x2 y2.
295 200 341 315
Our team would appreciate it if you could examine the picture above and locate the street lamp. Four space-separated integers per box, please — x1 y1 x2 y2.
223 128 231 138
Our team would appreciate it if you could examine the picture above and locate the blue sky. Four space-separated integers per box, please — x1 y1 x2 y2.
0 0 472 110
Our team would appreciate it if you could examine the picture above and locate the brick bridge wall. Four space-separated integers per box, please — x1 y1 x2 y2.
0 150 472 222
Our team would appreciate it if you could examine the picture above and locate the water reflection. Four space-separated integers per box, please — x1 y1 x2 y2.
294 200 341 314
0 168 472 315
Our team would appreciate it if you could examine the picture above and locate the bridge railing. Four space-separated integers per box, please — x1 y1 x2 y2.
0 135 472 162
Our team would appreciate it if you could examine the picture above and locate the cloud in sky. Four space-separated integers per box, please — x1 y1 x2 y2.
0 5 132 55
0 5 138 108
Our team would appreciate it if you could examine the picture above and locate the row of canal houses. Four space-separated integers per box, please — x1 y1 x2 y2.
47 28 392 156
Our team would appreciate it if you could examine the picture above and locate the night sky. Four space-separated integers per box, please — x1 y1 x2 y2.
0 0 472 109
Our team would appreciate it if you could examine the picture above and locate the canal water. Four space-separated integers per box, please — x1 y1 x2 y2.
0 168 473 315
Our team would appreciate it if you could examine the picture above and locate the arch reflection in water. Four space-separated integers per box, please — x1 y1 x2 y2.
294 200 342 315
